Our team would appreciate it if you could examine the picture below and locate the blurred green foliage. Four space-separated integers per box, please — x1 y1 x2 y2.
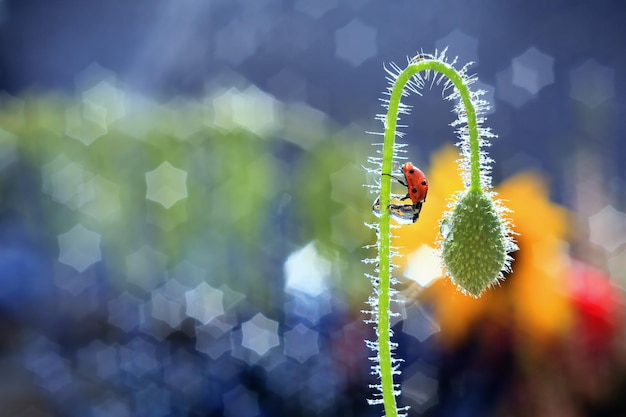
0 91 377 308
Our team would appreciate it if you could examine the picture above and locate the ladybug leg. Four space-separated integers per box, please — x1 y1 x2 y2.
411 202 424 223
388 202 414 212
395 177 408 187
382 173 408 187
374 196 412 212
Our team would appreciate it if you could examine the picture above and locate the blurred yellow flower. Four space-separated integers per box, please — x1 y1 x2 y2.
394 145 573 346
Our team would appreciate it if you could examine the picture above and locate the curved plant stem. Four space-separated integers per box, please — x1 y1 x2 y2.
377 58 482 417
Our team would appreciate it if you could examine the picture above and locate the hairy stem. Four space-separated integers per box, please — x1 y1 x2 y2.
377 58 483 417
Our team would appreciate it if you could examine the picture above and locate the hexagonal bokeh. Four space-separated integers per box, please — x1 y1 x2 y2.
53 262 97 295
151 280 188 329
209 87 240 131
282 103 329 150
219 284 246 311
146 200 188 231
79 175 121 222
170 259 207 288
95 344 119 380
27 350 73 393
145 161 188 209
569 59 615 108
285 291 332 326
241 313 280 356
209 85 281 137
185 282 224 324
435 29 479 65
511 46 554 94
162 96 205 139
139 300 180 342
230 328 285 368
57 224 102 272
402 360 439 412
588 205 626 252
108 292 143 332
74 62 116 94
402 304 441 342
120 336 158 377
496 64 535 108
82 80 126 124
284 242 330 297
65 102 108 146
231 85 281 137
43 157 94 210
126 245 167 292
77 340 106 379
196 321 233 359
403 244 443 287
334 18 377 67
283 323 319 363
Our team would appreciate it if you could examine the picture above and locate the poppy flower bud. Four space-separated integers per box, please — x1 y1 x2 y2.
441 190 515 297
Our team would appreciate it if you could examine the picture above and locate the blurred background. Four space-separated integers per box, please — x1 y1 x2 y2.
0 0 625 416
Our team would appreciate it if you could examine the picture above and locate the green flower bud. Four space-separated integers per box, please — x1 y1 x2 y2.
441 190 511 297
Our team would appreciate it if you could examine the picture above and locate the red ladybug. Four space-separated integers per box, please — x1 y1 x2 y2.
398 162 428 205
373 162 428 223
409 53 435 64
391 162 428 222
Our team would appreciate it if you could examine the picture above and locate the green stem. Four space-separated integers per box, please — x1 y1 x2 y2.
377 58 483 417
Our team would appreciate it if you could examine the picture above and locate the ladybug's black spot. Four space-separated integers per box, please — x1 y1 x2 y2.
421 181 427 185
408 169 415 174
412 187 418 193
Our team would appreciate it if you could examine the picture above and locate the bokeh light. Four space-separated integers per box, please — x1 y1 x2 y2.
569 59 615 108
335 19 378 67
511 46 554 95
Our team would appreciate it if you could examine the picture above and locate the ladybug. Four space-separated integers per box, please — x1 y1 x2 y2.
372 162 428 223
409 53 435 64
391 162 428 222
